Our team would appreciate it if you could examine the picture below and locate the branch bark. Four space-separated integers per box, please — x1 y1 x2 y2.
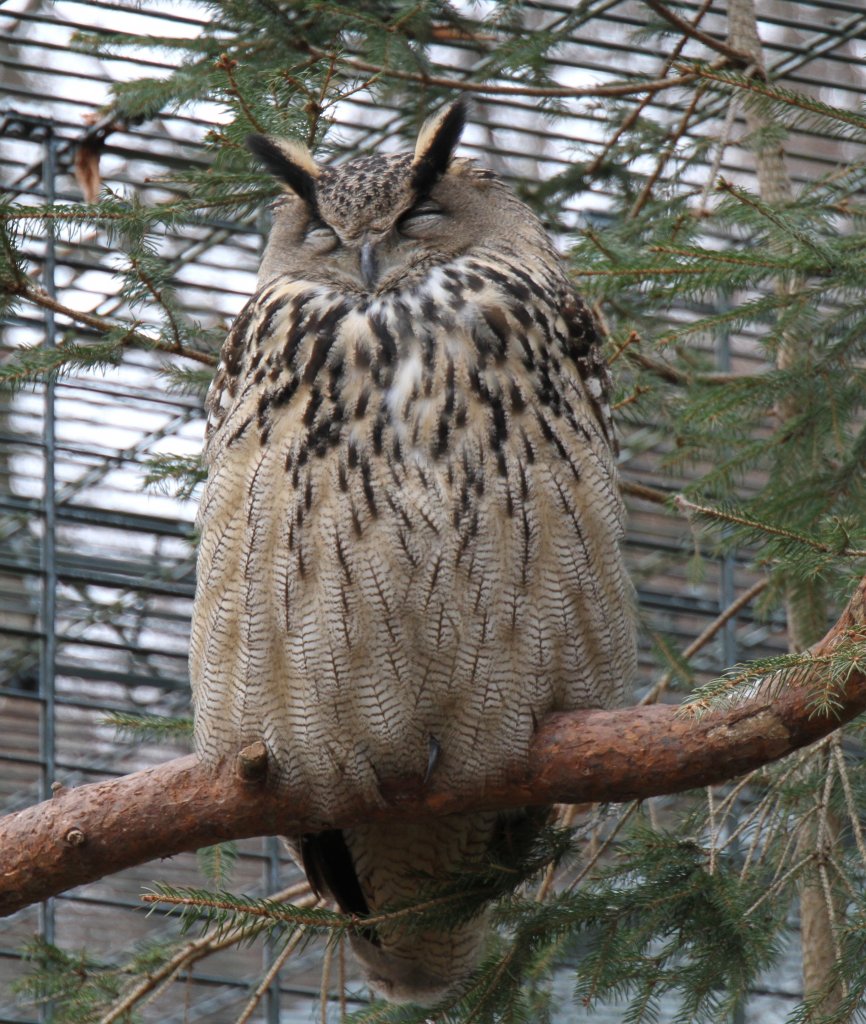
2 575 865 918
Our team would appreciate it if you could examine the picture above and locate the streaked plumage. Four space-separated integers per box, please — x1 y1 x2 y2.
190 99 634 1003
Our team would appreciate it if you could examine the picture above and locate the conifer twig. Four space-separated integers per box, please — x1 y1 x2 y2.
676 61 866 134
743 851 814 919
339 939 347 1019
647 243 789 269
126 255 185 353
629 86 705 218
707 786 718 874
831 738 866 866
236 927 309 1024
535 802 581 902
826 851 861 903
695 86 744 216
703 753 806 874
318 938 335 1024
620 479 673 506
815 756 845 975
11 279 217 366
215 53 266 133
565 802 640 892
640 577 769 705
768 797 820 882
303 44 715 99
461 945 520 1024
740 788 789 875
145 881 486 933
675 495 866 557
611 385 650 411
140 892 340 929
642 0 754 65
606 329 641 365
625 348 689 384
585 0 715 183
97 883 315 1024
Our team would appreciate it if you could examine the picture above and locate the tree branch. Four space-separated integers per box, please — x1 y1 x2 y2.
2 575 865 919
304 43 715 99
584 0 716 183
12 279 218 366
642 0 753 66
640 576 769 705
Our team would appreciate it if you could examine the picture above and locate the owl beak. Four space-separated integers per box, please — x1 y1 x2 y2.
360 238 379 290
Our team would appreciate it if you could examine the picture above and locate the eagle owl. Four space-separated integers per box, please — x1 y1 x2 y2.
190 99 634 1004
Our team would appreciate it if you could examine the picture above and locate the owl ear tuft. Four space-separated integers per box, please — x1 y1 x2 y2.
246 134 320 210
411 97 468 197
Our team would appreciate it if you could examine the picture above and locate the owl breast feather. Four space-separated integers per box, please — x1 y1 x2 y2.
189 255 633 817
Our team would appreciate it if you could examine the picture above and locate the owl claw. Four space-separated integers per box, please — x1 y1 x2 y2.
425 734 441 784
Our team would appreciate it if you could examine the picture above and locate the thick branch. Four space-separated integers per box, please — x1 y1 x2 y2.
2 576 865 918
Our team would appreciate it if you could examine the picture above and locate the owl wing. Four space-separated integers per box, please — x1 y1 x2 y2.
202 296 259 444
558 288 618 454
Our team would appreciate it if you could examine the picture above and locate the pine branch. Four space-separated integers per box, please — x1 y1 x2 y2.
2 573 866 919
679 61 866 138
640 577 770 705
302 42 718 99
10 278 218 367
675 496 866 558
104 711 192 742
235 928 307 1024
96 883 315 1024
621 479 674 505
642 0 754 65
142 887 345 933
584 0 715 183
629 83 705 218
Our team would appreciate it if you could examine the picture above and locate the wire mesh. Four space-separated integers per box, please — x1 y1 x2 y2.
2 1 866 1021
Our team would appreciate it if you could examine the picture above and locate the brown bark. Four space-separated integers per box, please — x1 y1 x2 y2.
1 575 865 919
798 777 845 1019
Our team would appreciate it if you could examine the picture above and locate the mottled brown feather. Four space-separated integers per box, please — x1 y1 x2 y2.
190 100 635 1004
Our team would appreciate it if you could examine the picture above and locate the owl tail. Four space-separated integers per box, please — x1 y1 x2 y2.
300 812 502 1005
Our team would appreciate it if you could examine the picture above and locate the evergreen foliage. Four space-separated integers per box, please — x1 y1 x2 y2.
4 1 866 1021
104 710 193 742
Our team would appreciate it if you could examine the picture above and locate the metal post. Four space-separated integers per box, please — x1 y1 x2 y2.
716 321 738 669
718 318 745 1024
265 835 283 1024
39 127 59 1013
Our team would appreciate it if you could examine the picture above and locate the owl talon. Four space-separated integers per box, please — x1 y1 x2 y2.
425 734 441 784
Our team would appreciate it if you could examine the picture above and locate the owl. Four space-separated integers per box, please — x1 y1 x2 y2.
190 98 635 1004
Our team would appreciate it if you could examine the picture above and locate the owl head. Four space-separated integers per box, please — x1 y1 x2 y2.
246 98 551 293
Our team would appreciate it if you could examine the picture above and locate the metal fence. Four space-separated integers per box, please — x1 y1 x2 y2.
2 1 865 1020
